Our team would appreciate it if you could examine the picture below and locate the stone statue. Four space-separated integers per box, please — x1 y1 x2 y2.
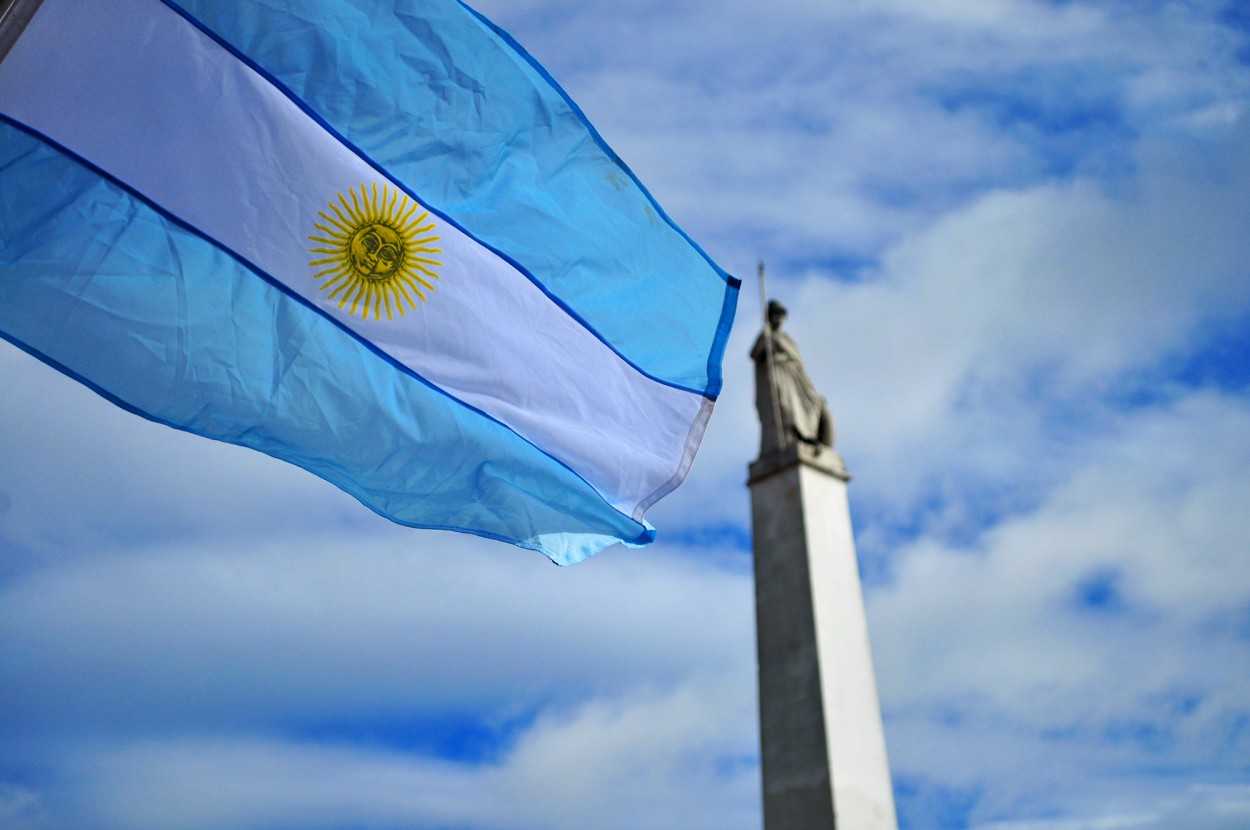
752 299 834 456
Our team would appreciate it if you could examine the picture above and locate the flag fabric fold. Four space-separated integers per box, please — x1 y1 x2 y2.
0 0 739 565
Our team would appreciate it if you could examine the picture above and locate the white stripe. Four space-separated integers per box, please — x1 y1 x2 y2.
0 0 708 515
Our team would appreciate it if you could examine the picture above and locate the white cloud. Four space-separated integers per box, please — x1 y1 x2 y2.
494 681 759 830
973 782 1250 830
0 523 754 732
18 675 757 830
871 390 1250 826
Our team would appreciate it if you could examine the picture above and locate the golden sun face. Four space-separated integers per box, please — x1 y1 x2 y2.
308 183 443 320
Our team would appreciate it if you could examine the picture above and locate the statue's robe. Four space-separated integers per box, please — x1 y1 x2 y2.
752 328 834 454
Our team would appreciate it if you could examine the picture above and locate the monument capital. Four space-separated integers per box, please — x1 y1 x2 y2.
748 440 850 486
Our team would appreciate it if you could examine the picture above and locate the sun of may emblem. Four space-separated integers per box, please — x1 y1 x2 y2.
308 183 443 320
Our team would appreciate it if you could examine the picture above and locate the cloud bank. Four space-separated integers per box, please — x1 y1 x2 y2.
3 0 1249 828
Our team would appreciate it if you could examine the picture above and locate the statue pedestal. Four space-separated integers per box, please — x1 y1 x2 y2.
748 446 897 830
748 441 849 485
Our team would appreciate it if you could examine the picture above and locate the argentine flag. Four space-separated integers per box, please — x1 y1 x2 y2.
0 0 740 565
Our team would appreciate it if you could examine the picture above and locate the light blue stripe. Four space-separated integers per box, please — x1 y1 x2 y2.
174 0 740 398
0 122 651 565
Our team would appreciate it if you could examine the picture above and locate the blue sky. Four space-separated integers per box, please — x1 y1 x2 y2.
3 0 1250 828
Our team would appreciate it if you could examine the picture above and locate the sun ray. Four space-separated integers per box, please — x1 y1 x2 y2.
396 199 420 228
344 190 364 225
326 270 354 288
316 212 351 235
328 201 354 231
394 277 423 306
406 270 437 291
409 217 436 230
321 275 352 296
346 283 365 317
326 279 353 303
312 263 351 280
312 223 350 241
397 273 431 299
330 281 352 307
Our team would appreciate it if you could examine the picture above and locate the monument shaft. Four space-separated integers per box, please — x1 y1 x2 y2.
750 446 897 830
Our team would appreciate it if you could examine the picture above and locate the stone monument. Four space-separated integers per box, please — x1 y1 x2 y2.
749 297 898 830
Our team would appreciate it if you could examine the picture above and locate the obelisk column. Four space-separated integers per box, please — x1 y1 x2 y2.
749 299 897 830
